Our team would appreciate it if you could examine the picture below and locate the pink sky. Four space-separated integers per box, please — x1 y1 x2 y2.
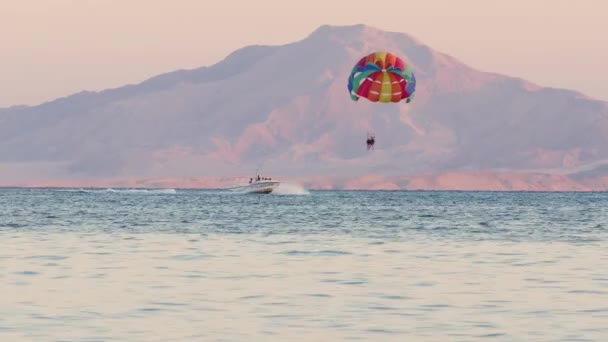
1 0 606 107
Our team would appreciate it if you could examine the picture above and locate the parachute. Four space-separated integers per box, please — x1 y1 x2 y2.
347 51 416 103
347 52 417 151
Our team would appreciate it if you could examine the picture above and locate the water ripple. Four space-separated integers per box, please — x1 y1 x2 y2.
1 188 607 341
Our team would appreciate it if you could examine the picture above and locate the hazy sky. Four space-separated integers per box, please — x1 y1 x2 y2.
1 0 606 107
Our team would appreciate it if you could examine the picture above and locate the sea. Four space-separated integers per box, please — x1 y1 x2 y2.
1 186 607 341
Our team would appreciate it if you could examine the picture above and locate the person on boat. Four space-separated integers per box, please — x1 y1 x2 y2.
249 178 253 184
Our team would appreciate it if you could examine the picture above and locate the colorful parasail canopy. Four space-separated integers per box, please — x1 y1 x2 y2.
347 51 416 103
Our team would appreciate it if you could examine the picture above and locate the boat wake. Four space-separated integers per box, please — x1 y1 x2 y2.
272 183 310 196
104 188 177 194
56 188 178 194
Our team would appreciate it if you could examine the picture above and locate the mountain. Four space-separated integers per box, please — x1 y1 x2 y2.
2 24 608 190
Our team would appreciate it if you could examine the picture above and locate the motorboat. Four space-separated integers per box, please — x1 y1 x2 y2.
227 176 280 194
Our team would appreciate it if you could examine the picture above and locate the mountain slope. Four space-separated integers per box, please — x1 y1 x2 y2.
1 24 608 189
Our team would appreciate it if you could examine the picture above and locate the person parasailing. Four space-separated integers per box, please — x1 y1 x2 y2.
366 133 375 150
347 51 417 151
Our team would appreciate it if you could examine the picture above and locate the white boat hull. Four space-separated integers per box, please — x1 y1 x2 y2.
227 181 280 194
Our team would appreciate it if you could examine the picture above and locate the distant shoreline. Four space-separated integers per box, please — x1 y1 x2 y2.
1 186 607 193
